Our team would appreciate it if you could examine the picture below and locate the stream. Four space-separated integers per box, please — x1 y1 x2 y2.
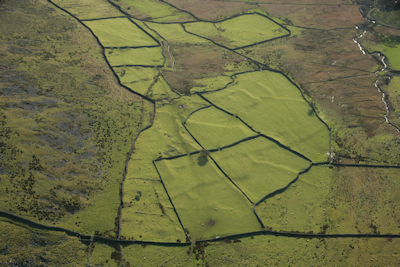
353 24 399 132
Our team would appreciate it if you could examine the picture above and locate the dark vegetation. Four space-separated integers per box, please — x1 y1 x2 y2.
377 0 400 11
0 217 87 265
378 34 400 47
197 150 209 166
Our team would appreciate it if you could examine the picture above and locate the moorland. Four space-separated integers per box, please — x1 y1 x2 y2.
1 0 400 266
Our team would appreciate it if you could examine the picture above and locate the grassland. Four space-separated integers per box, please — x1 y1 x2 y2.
211 137 311 202
0 217 87 265
110 0 193 22
256 166 400 235
184 106 256 149
0 0 152 238
89 242 120 267
119 230 400 266
378 34 400 70
145 22 251 94
120 96 208 241
190 75 234 93
146 22 207 45
122 243 190 266
51 0 123 20
370 8 400 28
204 71 330 162
106 47 164 66
114 66 158 95
121 177 186 242
155 155 261 240
256 166 333 233
331 125 400 165
83 18 158 47
3 0 400 264
383 76 400 129
184 13 289 49
361 31 400 71
148 74 180 100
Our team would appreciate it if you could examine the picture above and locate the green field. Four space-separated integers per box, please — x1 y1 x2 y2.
190 75 234 93
360 32 400 71
203 71 330 162
185 106 256 149
113 0 193 22
147 75 180 100
379 35 400 70
145 22 207 45
184 14 289 49
155 155 261 240
124 96 208 180
121 96 208 240
121 170 188 241
89 243 119 267
121 177 186 242
114 66 158 95
384 76 400 128
106 47 164 66
122 243 191 266
256 166 332 233
52 0 123 20
211 137 311 202
83 18 158 47
256 166 400 235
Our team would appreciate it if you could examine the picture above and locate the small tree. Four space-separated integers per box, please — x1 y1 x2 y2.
197 150 209 166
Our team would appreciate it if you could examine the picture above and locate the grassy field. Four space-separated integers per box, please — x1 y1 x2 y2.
120 96 208 240
106 47 164 66
378 34 400 70
384 76 400 129
114 66 158 95
256 166 333 233
211 137 311 202
256 166 400 235
121 177 186 242
147 75 180 100
89 242 120 267
204 71 330 162
83 18 158 47
110 0 193 22
190 75 234 93
146 22 207 45
122 243 191 266
324 167 400 235
51 0 123 20
184 13 289 49
155 155 261 240
118 233 400 266
184 106 256 149
363 32 400 71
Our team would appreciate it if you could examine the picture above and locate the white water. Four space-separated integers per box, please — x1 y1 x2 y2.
354 27 399 132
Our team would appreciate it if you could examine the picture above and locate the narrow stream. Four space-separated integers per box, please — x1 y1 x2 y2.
143 22 175 72
354 25 399 132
